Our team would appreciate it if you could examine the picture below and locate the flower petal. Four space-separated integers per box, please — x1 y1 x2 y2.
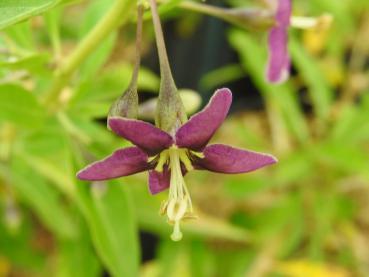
148 167 171 195
193 144 277 173
108 117 173 156
175 88 232 151
266 0 291 84
77 147 150 181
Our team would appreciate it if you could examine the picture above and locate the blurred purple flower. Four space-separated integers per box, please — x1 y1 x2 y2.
266 0 292 84
77 88 277 240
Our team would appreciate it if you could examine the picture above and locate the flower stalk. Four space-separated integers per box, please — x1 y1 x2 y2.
149 0 187 134
179 1 274 30
108 4 144 120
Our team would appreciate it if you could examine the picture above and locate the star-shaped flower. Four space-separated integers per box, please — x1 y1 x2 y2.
266 0 291 84
77 88 277 240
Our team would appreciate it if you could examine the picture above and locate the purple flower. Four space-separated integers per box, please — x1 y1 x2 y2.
77 88 277 240
266 0 291 84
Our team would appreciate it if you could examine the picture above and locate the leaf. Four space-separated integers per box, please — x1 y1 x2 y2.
0 84 45 128
15 118 77 197
57 236 101 277
3 21 35 50
199 64 245 91
78 0 116 80
290 37 333 121
228 29 310 144
10 159 76 239
0 53 51 75
76 182 140 277
0 0 64 30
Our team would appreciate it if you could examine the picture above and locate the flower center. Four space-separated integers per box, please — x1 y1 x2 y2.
155 146 197 241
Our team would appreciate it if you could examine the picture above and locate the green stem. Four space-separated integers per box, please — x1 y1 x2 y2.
179 1 227 18
130 4 144 88
149 0 176 85
43 0 135 110
178 1 274 30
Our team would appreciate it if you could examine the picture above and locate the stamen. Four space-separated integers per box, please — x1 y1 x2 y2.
191 151 205 159
155 150 169 172
179 150 194 171
158 146 197 241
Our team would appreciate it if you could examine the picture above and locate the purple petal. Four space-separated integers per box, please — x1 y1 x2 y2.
108 117 173 156
175 88 232 151
77 147 150 181
266 0 291 84
193 144 277 173
148 167 170 195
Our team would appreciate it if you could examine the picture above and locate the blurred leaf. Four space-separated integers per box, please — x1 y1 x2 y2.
0 0 65 30
0 53 51 75
44 7 62 57
10 159 76 239
3 21 35 51
68 64 159 118
315 141 369 176
331 98 369 144
76 183 140 277
199 64 244 91
228 29 310 143
0 214 46 272
78 0 116 80
274 150 314 186
189 241 215 277
0 84 45 128
57 236 101 277
290 37 333 121
15 118 76 197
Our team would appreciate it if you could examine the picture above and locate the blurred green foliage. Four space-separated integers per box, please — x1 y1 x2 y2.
1 0 369 276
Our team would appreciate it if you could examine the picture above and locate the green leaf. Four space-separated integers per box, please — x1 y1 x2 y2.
15 118 77 197
0 84 45 128
78 0 117 80
76 183 140 277
0 0 64 30
289 37 333 121
3 21 35 50
57 235 101 277
228 29 310 144
10 159 76 239
0 53 51 75
199 64 245 91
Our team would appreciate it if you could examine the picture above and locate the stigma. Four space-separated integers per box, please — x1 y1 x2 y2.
156 146 197 241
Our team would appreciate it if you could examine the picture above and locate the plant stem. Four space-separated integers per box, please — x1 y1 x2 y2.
149 0 175 85
130 4 144 88
178 1 274 30
43 0 135 110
